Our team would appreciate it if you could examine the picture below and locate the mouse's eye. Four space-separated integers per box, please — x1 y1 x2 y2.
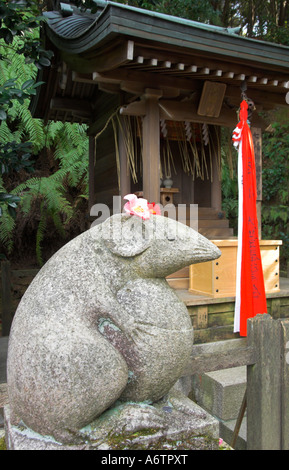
167 235 176 241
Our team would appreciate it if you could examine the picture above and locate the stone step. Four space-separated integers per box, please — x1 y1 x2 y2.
177 218 230 228
198 207 226 220
198 219 230 228
199 227 234 238
171 207 233 238
174 206 226 220
191 365 247 449
192 366 247 421
173 219 233 238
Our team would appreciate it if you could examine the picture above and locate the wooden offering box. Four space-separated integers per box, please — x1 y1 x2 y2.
189 239 282 298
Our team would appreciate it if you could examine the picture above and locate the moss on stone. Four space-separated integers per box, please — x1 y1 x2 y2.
97 428 218 450
0 436 7 450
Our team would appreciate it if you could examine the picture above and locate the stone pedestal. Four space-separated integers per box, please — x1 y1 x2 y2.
4 390 219 450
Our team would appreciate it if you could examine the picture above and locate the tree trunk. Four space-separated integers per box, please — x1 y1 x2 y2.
247 0 255 36
221 0 232 27
278 0 289 26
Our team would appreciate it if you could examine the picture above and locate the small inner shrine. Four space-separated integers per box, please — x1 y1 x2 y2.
31 0 289 310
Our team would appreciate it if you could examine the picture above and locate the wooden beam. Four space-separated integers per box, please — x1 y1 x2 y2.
191 67 210 77
89 40 134 73
223 72 234 79
135 56 144 64
212 69 223 77
93 67 289 111
234 73 246 81
120 81 145 95
93 72 121 85
148 58 158 66
182 344 256 376
128 59 170 72
72 72 95 83
120 101 146 116
94 67 288 108
92 68 202 93
225 85 289 108
186 65 198 73
120 80 180 98
258 77 268 85
98 82 121 94
161 60 172 68
120 97 268 128
158 99 267 129
50 97 92 117
162 64 198 75
175 63 185 71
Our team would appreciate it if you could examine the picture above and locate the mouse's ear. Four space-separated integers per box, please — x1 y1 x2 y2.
102 214 152 257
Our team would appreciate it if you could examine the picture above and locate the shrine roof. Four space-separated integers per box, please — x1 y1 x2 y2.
31 1 289 125
43 0 289 71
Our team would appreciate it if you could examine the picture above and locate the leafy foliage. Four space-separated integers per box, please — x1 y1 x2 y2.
1 120 89 265
221 115 289 271
125 0 222 24
221 157 238 235
0 78 44 121
0 192 20 218
0 0 53 68
0 1 51 225
0 11 89 265
261 118 289 269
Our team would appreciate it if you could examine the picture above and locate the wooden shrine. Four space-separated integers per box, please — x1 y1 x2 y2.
31 0 289 309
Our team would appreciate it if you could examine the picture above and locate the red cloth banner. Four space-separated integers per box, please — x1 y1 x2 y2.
233 100 267 336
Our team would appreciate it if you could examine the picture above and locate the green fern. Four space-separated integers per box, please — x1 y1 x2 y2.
0 209 15 253
0 120 15 143
17 105 45 152
0 176 15 252
0 26 89 264
7 127 88 263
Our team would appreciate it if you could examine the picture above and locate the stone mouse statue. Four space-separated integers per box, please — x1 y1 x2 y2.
7 207 221 444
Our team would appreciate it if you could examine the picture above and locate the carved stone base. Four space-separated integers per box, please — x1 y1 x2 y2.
4 390 219 450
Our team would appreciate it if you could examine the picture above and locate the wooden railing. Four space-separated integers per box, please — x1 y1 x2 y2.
182 314 289 450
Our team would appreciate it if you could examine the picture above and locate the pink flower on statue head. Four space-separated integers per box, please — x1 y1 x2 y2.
148 202 161 215
123 194 161 220
123 194 151 220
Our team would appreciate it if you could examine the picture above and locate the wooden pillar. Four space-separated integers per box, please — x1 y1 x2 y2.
247 314 289 450
118 116 131 201
281 320 289 450
142 89 162 203
252 127 262 238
